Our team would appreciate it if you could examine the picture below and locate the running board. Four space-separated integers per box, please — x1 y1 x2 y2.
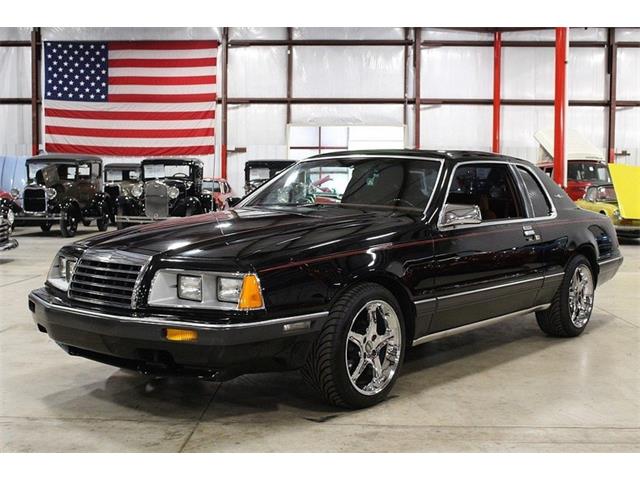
411 304 551 347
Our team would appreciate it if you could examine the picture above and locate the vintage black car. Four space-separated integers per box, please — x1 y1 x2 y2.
14 154 110 237
115 158 212 228
0 206 18 253
103 163 141 224
244 159 295 195
29 150 622 408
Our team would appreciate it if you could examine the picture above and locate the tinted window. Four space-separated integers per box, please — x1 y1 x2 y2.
447 164 524 221
567 162 611 182
517 166 552 217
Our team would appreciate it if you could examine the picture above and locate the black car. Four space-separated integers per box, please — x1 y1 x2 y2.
13 154 110 237
103 163 141 224
244 159 295 195
0 206 18 253
115 158 212 228
29 150 622 408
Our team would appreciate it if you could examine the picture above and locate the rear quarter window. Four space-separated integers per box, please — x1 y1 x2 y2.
517 166 552 217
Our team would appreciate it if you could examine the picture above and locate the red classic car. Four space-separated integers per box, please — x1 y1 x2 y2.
538 160 612 201
202 177 233 209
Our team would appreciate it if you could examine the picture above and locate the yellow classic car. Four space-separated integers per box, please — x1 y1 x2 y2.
576 164 640 239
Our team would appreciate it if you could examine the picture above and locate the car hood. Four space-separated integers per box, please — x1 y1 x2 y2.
80 206 418 271
609 164 640 220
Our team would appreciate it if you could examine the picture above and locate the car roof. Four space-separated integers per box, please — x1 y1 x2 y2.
307 149 534 166
26 153 103 163
104 163 141 170
142 157 203 166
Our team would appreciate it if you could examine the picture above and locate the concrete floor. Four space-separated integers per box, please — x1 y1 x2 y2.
1 225 638 452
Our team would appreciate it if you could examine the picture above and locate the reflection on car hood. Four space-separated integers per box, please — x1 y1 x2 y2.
609 164 640 220
80 206 417 270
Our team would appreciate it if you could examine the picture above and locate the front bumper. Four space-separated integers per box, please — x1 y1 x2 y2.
615 225 640 238
0 238 18 252
28 287 327 379
15 212 61 225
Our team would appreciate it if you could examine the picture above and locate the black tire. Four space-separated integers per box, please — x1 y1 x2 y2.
96 205 109 232
40 223 52 232
82 219 92 227
536 254 594 337
60 205 80 238
302 283 405 409
116 206 127 230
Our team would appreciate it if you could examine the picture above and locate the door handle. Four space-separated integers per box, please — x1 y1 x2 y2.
523 225 541 242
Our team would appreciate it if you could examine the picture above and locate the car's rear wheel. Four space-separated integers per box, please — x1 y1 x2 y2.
302 283 405 409
60 205 80 238
39 223 52 232
536 254 595 337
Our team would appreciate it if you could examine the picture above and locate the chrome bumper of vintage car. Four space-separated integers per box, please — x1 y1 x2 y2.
15 212 61 221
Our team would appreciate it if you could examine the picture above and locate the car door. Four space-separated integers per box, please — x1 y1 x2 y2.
427 161 547 334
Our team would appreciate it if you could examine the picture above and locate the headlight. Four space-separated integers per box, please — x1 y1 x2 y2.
10 188 20 198
168 186 180 199
46 187 57 200
177 274 202 302
47 253 78 291
131 183 143 198
217 277 243 303
6 209 14 226
613 209 621 220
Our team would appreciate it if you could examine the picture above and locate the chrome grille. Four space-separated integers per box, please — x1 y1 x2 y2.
23 187 46 212
69 250 150 309
144 181 168 220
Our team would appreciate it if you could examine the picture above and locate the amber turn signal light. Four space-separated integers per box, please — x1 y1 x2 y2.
238 274 264 310
164 328 198 342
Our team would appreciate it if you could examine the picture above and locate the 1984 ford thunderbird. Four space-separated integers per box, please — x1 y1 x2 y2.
29 150 623 408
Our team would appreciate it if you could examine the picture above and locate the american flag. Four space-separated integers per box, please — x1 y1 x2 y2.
43 40 217 156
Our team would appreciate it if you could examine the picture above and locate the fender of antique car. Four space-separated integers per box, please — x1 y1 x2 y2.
28 150 623 408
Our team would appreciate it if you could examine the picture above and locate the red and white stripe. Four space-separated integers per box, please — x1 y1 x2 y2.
44 40 217 157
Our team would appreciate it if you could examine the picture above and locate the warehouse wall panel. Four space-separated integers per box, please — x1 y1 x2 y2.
228 46 287 97
502 47 555 100
617 48 640 101
420 105 492 151
292 46 404 98
0 47 30 98
568 48 606 100
0 105 31 156
422 29 492 41
421 47 493 99
290 104 404 126
615 107 640 167
293 28 404 40
41 27 221 41
501 106 554 162
229 27 287 40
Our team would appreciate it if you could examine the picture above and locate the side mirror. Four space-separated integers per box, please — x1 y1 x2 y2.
440 203 482 228
227 197 242 208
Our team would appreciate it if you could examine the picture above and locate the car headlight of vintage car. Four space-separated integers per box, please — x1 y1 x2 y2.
46 252 78 291
5 208 14 226
613 209 622 220
10 188 20 198
45 187 57 200
148 270 264 310
131 183 143 198
167 186 180 200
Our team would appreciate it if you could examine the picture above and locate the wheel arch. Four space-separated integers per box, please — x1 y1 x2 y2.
574 242 599 284
332 273 417 346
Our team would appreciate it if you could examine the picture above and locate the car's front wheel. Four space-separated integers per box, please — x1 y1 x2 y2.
302 283 405 409
536 254 595 337
96 205 109 231
60 205 80 237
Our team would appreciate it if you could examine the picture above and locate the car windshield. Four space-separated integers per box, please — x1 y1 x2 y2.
143 164 191 180
244 157 441 214
203 181 221 192
568 162 611 182
106 169 139 182
593 186 617 203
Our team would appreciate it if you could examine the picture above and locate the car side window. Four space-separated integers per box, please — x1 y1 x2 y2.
447 164 525 222
516 166 552 217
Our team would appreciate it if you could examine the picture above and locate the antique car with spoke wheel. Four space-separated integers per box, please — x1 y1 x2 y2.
13 154 110 237
1 205 18 253
29 150 622 408
115 158 211 228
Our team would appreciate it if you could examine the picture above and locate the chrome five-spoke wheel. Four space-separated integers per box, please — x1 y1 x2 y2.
345 300 402 396
568 264 594 328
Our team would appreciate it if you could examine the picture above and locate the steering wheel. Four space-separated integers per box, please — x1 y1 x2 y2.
386 198 416 208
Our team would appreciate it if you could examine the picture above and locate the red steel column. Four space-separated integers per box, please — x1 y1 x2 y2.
553 27 568 188
492 32 502 153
